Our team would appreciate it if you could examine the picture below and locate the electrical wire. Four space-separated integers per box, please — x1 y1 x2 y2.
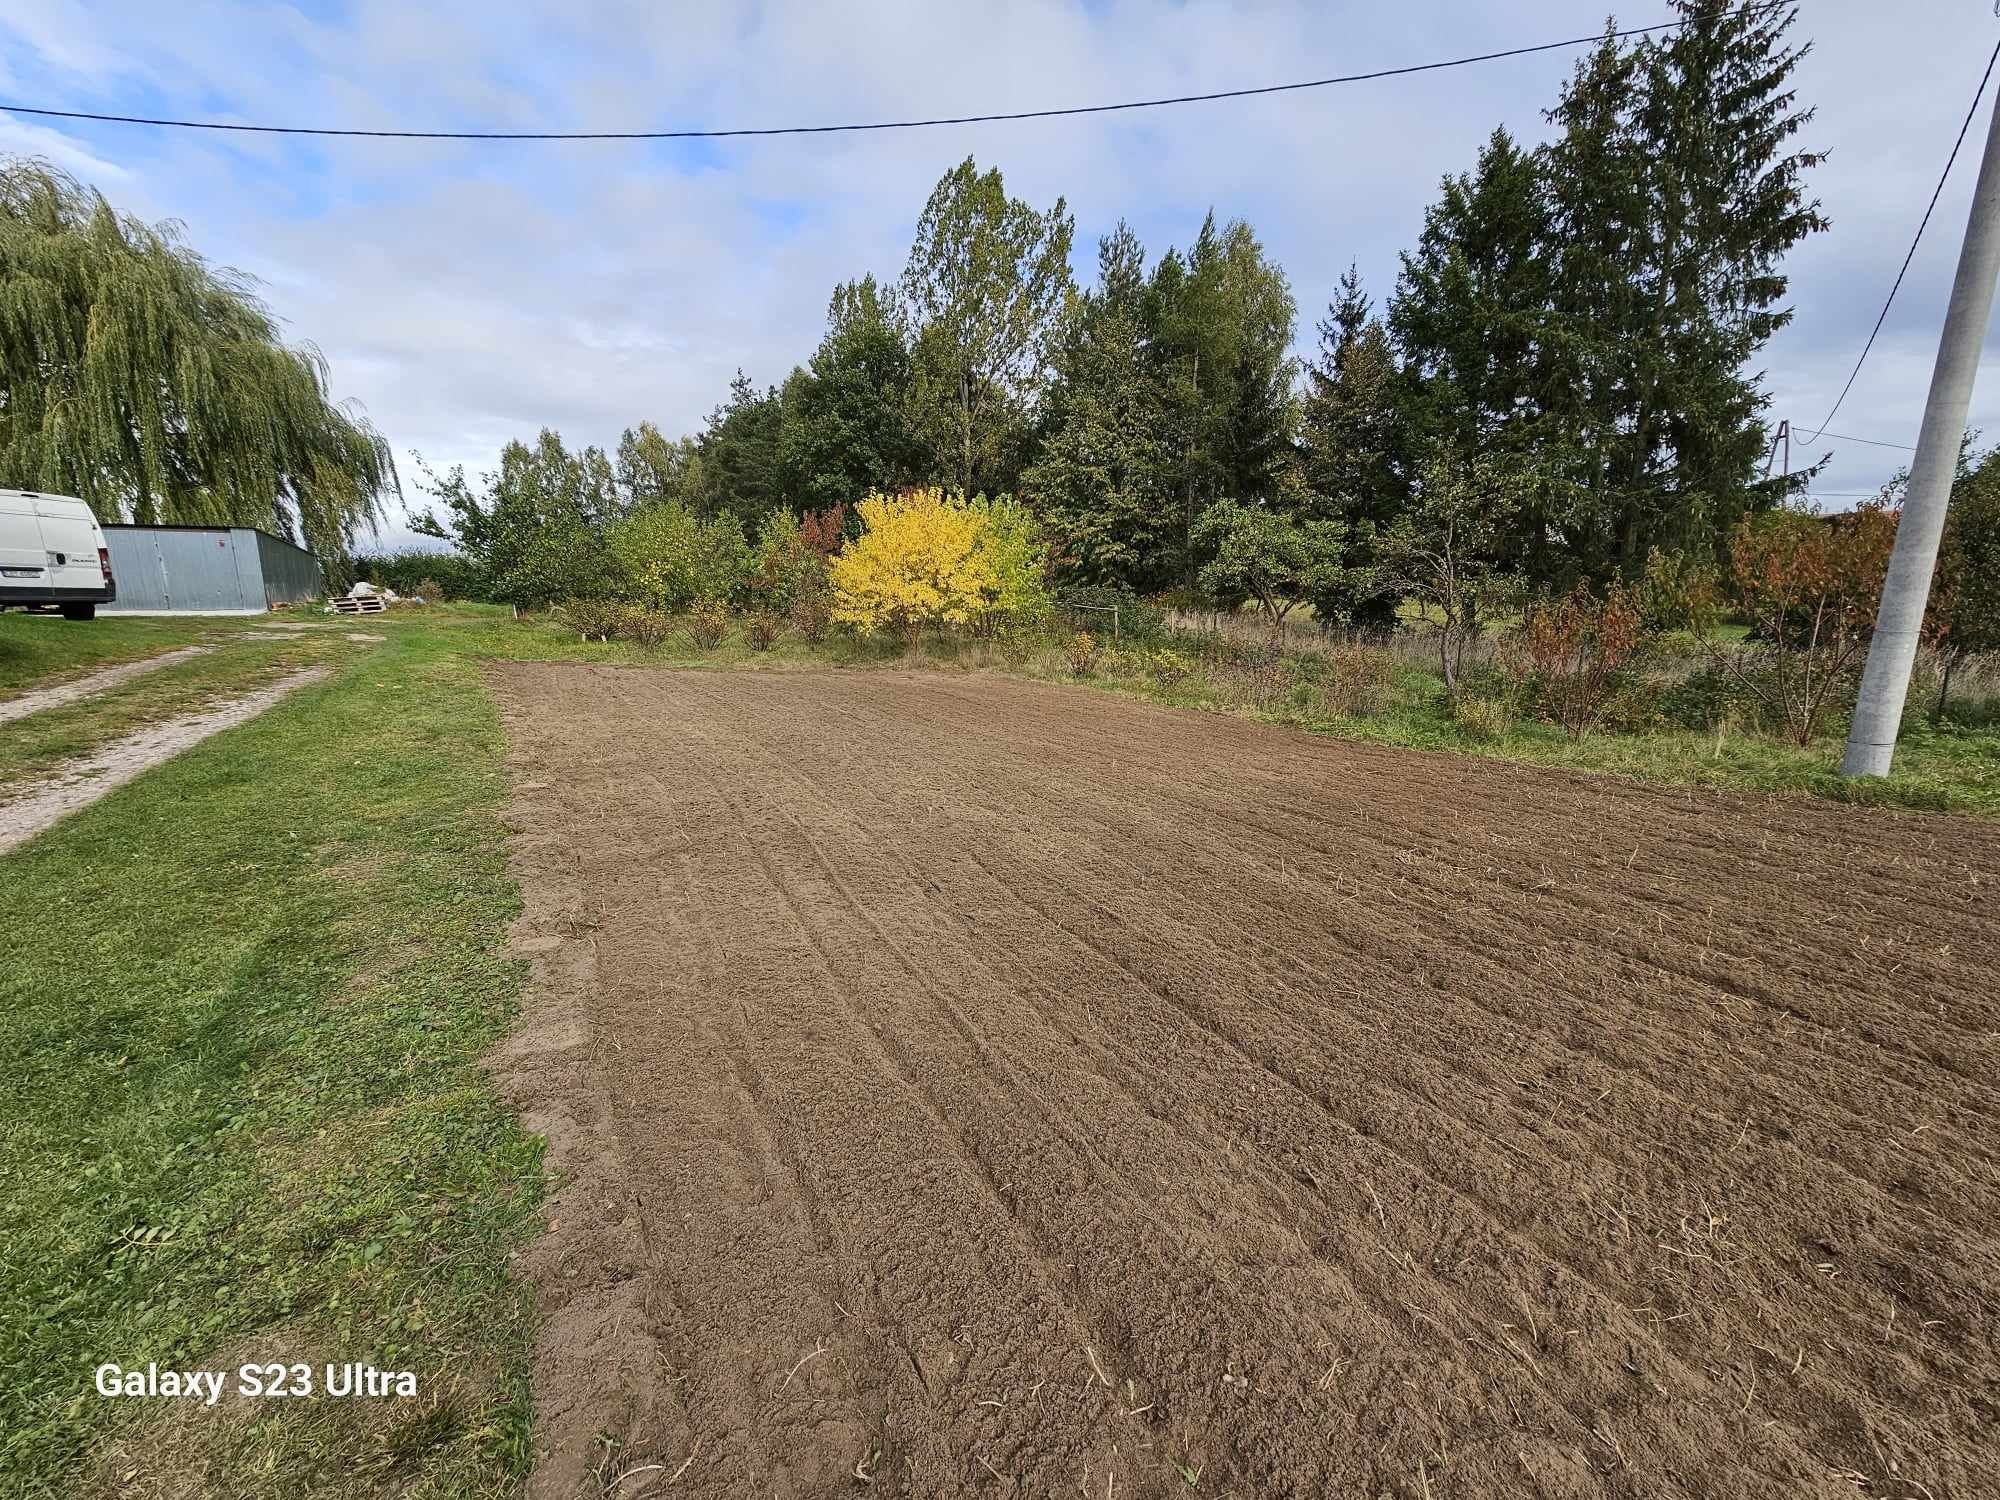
1801 427 1916 452
0 11 1770 143
1799 36 2000 445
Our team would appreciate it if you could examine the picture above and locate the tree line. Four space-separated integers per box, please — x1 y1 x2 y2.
0 1 1840 610
415 3 1829 628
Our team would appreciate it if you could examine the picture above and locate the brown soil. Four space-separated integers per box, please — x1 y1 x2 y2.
487 663 2000 1500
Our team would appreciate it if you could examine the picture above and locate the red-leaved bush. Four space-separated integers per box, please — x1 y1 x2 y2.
1517 582 1645 739
1708 504 1897 745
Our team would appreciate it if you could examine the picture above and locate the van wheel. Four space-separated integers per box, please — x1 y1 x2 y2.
60 603 96 621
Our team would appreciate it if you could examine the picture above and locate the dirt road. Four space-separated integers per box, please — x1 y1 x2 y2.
489 664 2000 1500
0 644 212 725
0 668 328 854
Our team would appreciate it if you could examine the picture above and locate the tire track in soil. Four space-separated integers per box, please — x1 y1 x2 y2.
864 674 2000 1239
832 680 2000 1496
665 677 1479 1491
490 663 2000 1500
906 671 2000 1000
799 676 2000 1295
732 680 2000 1496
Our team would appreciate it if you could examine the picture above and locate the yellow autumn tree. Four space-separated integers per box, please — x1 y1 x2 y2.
830 488 990 641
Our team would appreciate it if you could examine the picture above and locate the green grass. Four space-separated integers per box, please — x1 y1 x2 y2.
0 613 266 697
0 623 542 1498
1058 650 2000 817
413 604 2000 816
0 632 352 791
1293 692 2000 814
406 605 2000 816
0 598 1989 1495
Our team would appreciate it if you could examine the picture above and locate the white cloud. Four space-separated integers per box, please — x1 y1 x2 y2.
5 0 2000 530
0 117 132 182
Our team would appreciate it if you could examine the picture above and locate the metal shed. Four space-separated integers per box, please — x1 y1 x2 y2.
102 526 325 614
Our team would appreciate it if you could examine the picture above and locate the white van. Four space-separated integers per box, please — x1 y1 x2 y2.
0 490 117 620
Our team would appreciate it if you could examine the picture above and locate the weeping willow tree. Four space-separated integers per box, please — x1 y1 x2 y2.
0 157 395 557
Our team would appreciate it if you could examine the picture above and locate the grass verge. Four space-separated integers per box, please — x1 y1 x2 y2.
433 605 2000 818
1047 652 2000 817
0 625 542 1499
0 633 352 792
0 614 258 698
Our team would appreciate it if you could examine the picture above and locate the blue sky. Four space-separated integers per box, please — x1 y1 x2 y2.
3 0 1997 549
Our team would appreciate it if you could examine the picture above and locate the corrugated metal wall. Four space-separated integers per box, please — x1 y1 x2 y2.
102 527 324 613
252 529 325 605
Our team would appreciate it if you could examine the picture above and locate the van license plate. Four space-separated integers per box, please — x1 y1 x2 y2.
2 567 43 578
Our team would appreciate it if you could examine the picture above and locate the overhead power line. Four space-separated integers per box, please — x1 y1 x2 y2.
1802 427 1916 452
1800 37 2000 445
0 11 1769 143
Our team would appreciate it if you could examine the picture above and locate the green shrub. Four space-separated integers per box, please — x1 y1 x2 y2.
559 597 621 642
1657 664 1760 731
1599 678 1666 735
615 606 672 647
1636 546 1719 633
610 502 751 612
686 599 730 650
359 548 485 600
1057 585 1165 643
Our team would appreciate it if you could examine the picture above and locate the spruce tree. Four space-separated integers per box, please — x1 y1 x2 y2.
1394 2 1823 586
1391 129 1553 458
1299 267 1411 630
1542 1 1824 575
1022 225 1175 590
1145 213 1297 585
1299 267 1406 523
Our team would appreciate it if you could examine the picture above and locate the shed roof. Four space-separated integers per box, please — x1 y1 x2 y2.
102 523 316 557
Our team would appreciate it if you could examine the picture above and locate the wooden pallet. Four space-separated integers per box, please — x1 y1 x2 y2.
332 594 387 614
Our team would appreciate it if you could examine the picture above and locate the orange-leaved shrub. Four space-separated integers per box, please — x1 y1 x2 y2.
1515 582 1645 739
1706 504 1898 745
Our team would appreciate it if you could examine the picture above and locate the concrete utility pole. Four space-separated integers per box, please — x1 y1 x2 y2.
1843 79 2000 777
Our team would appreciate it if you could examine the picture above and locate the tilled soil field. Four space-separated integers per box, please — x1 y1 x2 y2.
487 664 2000 1500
